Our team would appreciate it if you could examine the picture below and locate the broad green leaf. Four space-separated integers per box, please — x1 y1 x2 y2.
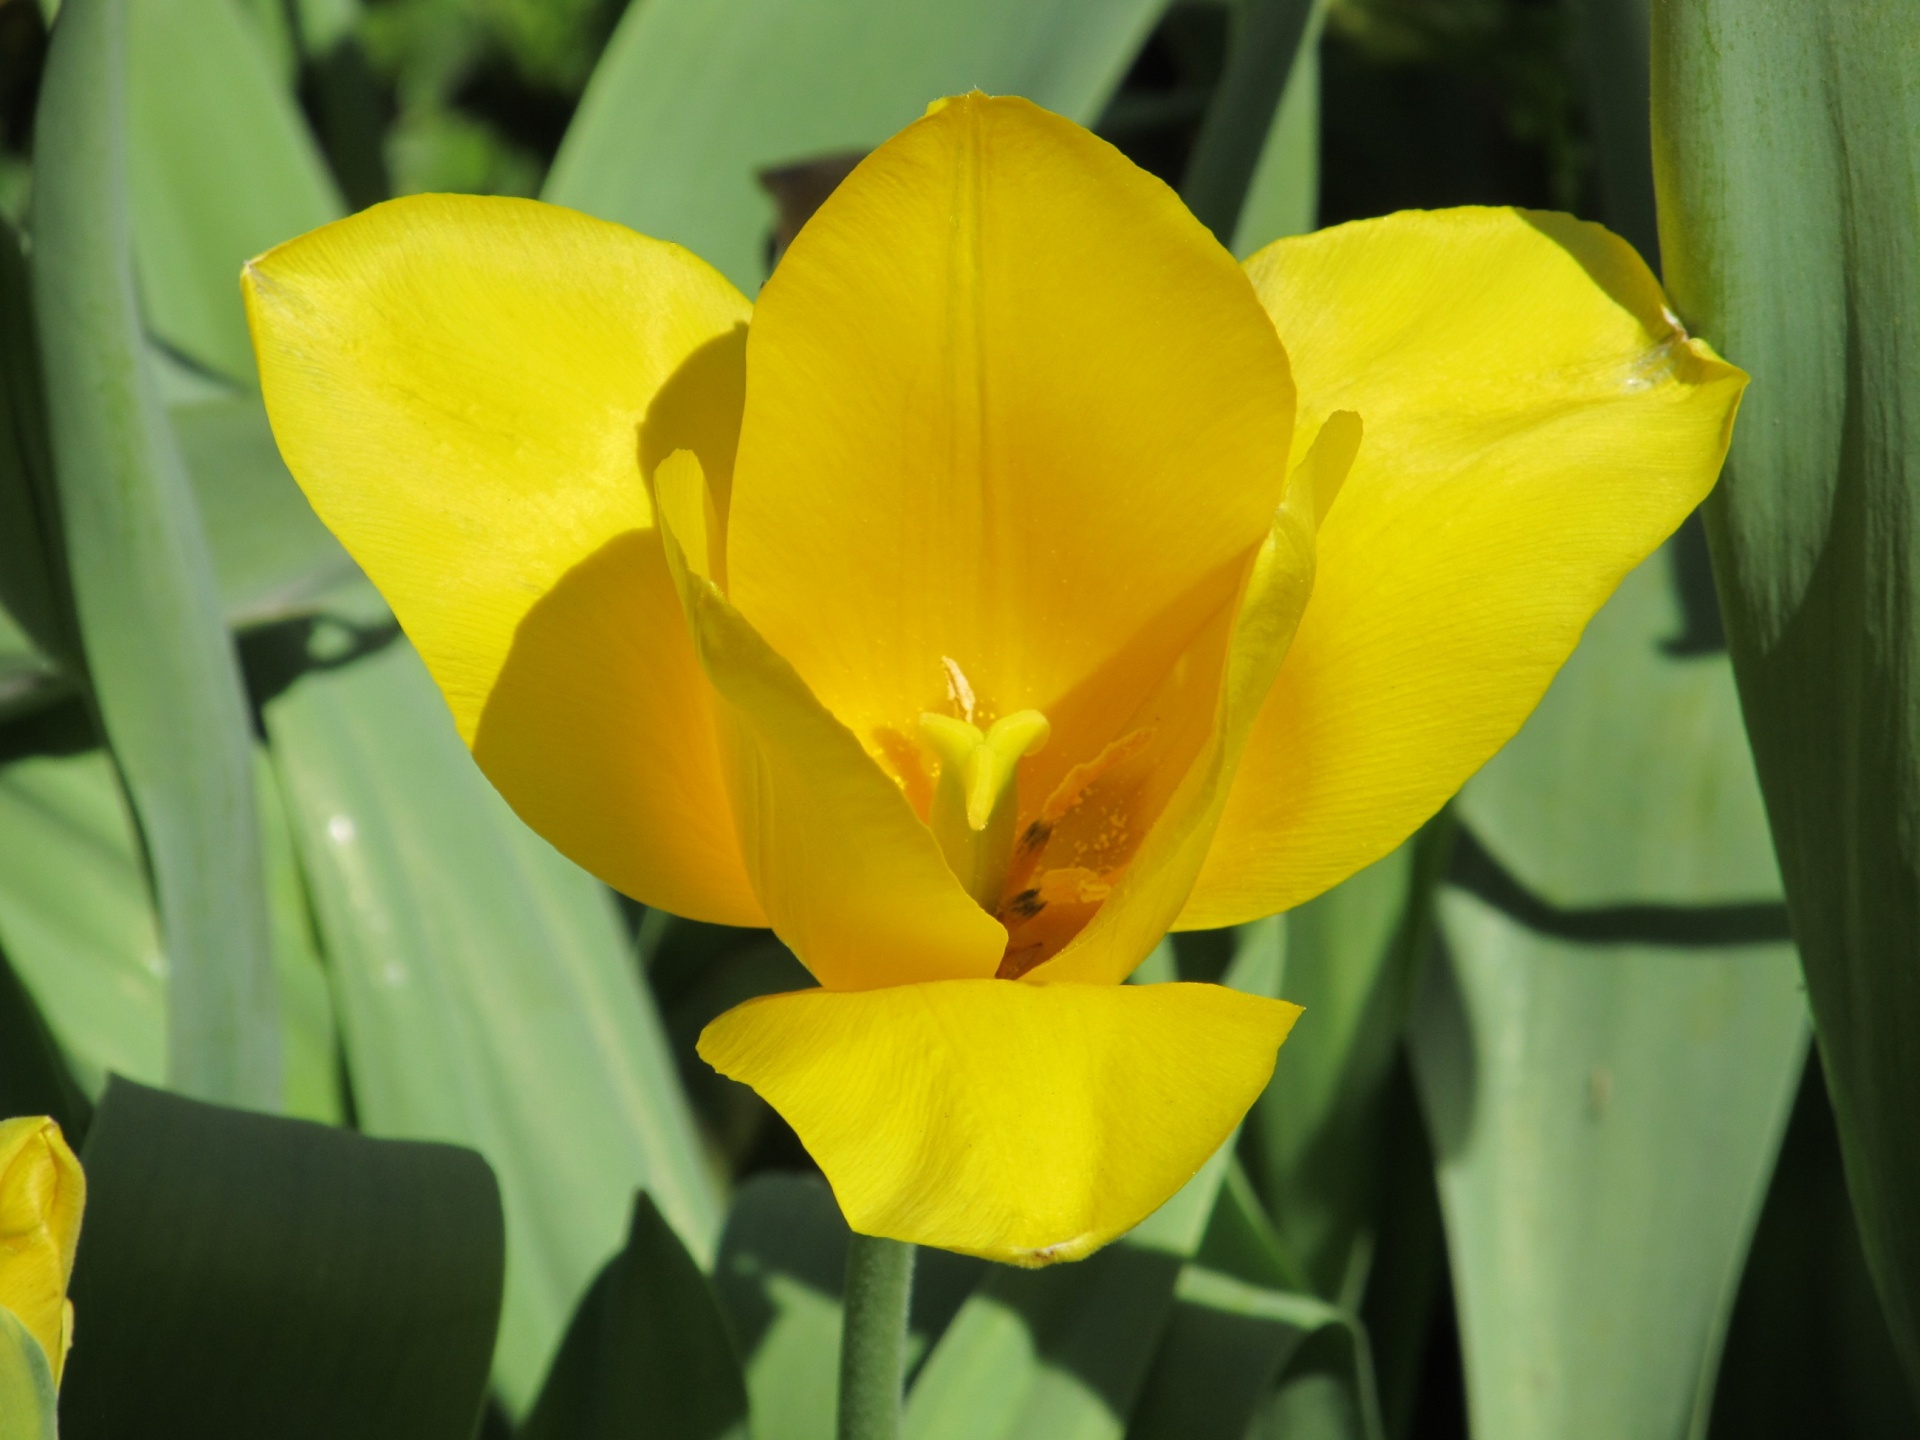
1240 836 1440 1303
254 747 345 1124
0 742 342 1119
711 1173 984 1440
120 0 364 627
171 393 358 627
261 613 721 1412
1229 0 1325 258
0 1308 56 1440
32 0 279 1108
1453 547 1780 909
126 0 343 386
1413 537 1808 1440
0 747 165 1094
1181 0 1318 244
0 219 70 682
903 1243 1183 1440
1414 898 1805 1440
1651 0 1920 1386
1708 1059 1920 1437
545 0 1167 291
1569 0 1658 266
0 613 62 726
1130 1266 1380 1440
0 934 90 1135
646 916 813 1174
59 1078 502 1440
522 1192 748 1440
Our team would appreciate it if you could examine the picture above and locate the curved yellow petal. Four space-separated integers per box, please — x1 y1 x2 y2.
245 194 764 926
1034 416 1351 983
0 1117 84 1383
698 980 1300 1264
655 453 1005 989
727 93 1296 792
1183 208 1747 926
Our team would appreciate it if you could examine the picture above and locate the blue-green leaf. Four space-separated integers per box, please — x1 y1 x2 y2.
32 0 279 1108
1651 0 1920 1386
1413 541 1808 1440
545 0 1167 291
59 1078 502 1440
261 610 721 1412
522 1192 748 1440
0 742 341 1120
127 0 343 386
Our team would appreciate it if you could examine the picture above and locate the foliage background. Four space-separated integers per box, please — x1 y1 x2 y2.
0 0 1915 1437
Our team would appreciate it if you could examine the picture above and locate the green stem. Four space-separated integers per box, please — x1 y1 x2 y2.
838 1233 916 1440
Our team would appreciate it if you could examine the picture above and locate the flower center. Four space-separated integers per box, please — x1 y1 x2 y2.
917 709 1051 910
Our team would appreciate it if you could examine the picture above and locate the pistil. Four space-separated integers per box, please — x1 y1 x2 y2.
918 709 1051 911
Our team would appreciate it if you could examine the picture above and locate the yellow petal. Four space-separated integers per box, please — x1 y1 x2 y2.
726 93 1296 795
1184 208 1747 926
245 195 764 926
698 979 1300 1264
655 453 1006 989
0 1117 84 1383
1033 416 1352 983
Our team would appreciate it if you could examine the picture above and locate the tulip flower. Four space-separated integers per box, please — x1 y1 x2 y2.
0 1116 85 1383
245 94 1742 1265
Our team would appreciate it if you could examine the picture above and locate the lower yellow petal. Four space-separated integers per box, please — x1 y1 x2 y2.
0 1118 84 1383
655 454 1006 990
698 979 1300 1265
1184 208 1746 925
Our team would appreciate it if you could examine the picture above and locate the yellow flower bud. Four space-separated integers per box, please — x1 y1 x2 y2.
0 1117 84 1383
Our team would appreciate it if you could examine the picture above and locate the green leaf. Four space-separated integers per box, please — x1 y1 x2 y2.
260 612 722 1412
0 933 91 1136
1411 541 1809 1439
902 1244 1183 1440
1709 1058 1920 1438
126 0 343 386
1650 0 1920 1388
1452 542 1781 910
0 1307 57 1440
1568 0 1658 266
1127 1267 1378 1440
119 0 362 628
59 1078 503 1440
1181 0 1318 245
1239 832 1443 1303
32 0 279 1108
0 745 167 1096
0 739 342 1120
710 1173 984 1440
0 218 72 685
1228 0 1325 258
1414 899 1805 1440
171 393 358 627
544 0 1167 291
712 1176 848 1440
522 1191 748 1440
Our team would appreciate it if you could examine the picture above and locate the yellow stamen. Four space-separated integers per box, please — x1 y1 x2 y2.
918 709 1050 910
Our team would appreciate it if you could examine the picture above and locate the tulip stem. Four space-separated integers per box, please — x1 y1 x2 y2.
838 1233 916 1440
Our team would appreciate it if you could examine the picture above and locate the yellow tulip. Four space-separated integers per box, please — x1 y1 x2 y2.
243 94 1743 1265
0 1117 84 1382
